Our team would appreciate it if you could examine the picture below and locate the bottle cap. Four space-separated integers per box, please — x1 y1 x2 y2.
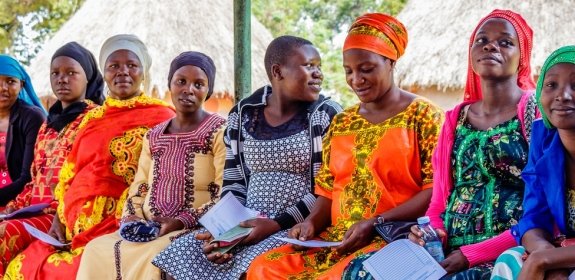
417 216 430 225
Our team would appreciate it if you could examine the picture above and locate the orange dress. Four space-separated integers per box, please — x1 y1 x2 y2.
247 99 443 279
4 95 175 280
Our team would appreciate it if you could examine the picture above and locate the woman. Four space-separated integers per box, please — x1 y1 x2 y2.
4 34 175 279
408 10 539 279
248 13 443 279
152 35 342 279
491 46 575 280
0 55 46 206
0 42 104 277
77 51 226 280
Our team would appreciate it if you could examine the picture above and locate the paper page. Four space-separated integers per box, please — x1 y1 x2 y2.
0 203 50 220
213 225 253 243
198 193 259 238
569 271 575 280
363 239 446 280
275 237 342 248
23 222 69 247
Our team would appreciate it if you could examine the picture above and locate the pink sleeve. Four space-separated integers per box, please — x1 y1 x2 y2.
425 105 462 232
459 230 518 267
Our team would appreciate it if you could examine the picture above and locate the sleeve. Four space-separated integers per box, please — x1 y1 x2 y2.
416 102 444 190
313 114 337 200
176 124 227 229
459 230 518 267
512 121 555 243
221 108 249 205
0 108 45 205
122 133 153 219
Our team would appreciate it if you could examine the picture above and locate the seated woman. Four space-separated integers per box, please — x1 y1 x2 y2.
407 10 540 280
4 34 175 279
0 55 46 206
77 51 226 280
491 46 575 280
152 35 342 279
247 13 444 279
0 42 104 277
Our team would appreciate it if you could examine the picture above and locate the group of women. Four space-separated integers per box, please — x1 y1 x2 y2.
0 8 572 280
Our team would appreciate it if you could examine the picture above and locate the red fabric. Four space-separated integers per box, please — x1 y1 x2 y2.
60 97 174 249
343 13 408 61
0 214 53 277
464 9 535 101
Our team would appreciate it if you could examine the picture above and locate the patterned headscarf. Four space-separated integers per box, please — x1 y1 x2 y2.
52 42 105 105
464 9 535 101
536 45 575 128
168 51 216 100
99 34 152 94
343 13 408 61
0 55 47 114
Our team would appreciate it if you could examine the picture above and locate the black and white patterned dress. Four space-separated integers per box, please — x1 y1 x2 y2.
153 106 314 279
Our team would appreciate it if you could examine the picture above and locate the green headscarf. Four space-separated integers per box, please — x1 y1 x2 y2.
536 45 575 128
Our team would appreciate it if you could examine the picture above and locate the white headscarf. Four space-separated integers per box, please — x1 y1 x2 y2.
99 34 152 94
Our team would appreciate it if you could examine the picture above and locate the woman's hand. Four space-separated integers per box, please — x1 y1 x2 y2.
335 218 376 255
238 218 280 246
47 215 69 249
408 225 446 246
152 217 184 237
440 250 469 275
196 231 233 264
288 220 317 251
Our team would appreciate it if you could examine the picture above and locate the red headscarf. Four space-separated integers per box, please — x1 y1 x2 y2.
343 13 408 61
464 9 535 101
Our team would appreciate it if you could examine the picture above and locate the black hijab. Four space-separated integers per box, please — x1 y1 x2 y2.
167 51 216 100
47 42 104 131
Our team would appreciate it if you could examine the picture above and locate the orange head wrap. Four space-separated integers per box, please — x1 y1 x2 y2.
464 9 535 101
343 13 408 61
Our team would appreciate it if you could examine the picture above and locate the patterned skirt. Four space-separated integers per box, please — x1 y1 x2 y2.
152 229 289 280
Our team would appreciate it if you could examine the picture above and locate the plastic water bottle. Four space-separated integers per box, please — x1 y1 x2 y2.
417 216 445 262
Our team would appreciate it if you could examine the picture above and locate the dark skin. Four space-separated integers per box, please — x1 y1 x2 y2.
409 18 525 275
287 48 432 256
517 62 575 280
199 44 324 264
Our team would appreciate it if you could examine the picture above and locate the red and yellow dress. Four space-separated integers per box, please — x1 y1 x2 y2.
4 94 175 280
0 101 97 277
247 98 443 279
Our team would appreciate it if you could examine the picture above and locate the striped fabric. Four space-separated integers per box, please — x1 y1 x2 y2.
221 85 342 229
491 246 526 280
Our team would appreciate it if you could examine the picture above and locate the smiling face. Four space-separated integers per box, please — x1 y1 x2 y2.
343 48 394 103
170 65 209 115
274 44 323 103
50 56 88 108
0 75 22 111
471 18 521 81
540 63 575 130
103 50 144 100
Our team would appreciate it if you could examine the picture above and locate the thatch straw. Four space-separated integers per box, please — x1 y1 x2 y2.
25 0 273 98
395 0 575 91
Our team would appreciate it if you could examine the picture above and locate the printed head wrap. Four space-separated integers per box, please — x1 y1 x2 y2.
52 42 105 105
536 45 575 128
0 54 46 114
343 13 408 61
464 9 535 101
168 51 216 100
99 34 152 94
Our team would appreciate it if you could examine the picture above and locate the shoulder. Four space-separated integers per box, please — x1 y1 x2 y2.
16 102 46 123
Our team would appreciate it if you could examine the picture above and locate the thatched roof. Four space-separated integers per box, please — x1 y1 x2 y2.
395 0 575 91
26 0 273 98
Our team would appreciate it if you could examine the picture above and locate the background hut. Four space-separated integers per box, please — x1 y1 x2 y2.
27 0 273 116
395 0 575 109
